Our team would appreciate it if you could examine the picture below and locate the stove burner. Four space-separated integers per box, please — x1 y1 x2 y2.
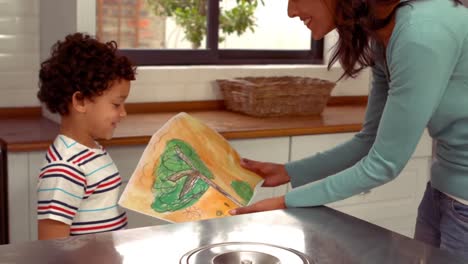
179 242 312 264
212 251 279 264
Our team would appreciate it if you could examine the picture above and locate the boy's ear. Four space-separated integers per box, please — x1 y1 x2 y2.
71 91 87 113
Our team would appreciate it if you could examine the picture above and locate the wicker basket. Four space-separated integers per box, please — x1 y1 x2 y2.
216 76 336 117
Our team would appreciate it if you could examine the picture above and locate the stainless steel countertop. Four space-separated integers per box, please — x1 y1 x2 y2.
0 207 466 263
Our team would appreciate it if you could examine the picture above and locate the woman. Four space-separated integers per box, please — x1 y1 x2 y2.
229 0 468 259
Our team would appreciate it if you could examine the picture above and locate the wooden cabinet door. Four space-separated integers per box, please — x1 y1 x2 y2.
0 140 9 245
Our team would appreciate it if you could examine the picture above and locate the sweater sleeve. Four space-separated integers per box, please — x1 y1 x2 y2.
285 51 389 188
285 21 459 207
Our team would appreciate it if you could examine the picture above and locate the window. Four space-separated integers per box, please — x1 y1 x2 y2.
96 0 323 65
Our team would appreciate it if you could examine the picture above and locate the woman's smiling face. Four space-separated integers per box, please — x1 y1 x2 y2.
287 0 337 40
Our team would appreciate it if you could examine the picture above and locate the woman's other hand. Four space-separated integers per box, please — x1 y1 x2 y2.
229 196 286 215
241 158 291 187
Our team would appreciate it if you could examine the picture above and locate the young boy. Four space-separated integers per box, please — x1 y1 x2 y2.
36 33 136 240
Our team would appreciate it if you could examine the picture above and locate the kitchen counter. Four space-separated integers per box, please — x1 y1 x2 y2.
0 207 465 263
0 104 365 152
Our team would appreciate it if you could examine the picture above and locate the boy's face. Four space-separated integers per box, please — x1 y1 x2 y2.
84 79 130 140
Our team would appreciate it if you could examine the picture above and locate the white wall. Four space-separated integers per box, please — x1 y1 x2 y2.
0 0 40 107
129 65 369 103
0 0 369 108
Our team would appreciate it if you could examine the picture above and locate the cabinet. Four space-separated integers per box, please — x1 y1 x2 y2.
7 137 290 243
0 140 7 244
7 132 431 242
7 152 30 244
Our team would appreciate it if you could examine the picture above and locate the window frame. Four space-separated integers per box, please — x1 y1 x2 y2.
111 0 324 66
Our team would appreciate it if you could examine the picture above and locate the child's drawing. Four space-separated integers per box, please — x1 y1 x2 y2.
119 112 262 223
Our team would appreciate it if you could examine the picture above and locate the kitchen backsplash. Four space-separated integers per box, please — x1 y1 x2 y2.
0 0 40 107
129 65 370 103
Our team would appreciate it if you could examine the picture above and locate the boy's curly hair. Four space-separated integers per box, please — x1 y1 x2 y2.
38 33 137 115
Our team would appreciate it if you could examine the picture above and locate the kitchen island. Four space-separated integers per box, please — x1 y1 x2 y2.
0 207 465 263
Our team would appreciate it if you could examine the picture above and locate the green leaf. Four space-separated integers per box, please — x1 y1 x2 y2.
151 139 214 212
147 0 263 48
231 180 253 203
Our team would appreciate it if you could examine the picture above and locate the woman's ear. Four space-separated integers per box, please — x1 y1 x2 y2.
71 91 87 113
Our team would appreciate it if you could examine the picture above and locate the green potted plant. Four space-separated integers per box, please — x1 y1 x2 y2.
147 0 263 49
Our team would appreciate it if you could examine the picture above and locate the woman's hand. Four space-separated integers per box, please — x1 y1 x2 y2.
229 196 286 215
241 158 291 187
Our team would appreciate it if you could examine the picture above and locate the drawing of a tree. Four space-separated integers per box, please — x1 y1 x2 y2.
151 139 252 213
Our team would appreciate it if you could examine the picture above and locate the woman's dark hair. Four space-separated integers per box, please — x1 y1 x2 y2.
38 33 137 115
329 0 463 80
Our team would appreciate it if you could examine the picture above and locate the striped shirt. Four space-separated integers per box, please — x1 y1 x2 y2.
37 135 127 236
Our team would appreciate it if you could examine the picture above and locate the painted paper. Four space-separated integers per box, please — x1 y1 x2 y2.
118 112 263 223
